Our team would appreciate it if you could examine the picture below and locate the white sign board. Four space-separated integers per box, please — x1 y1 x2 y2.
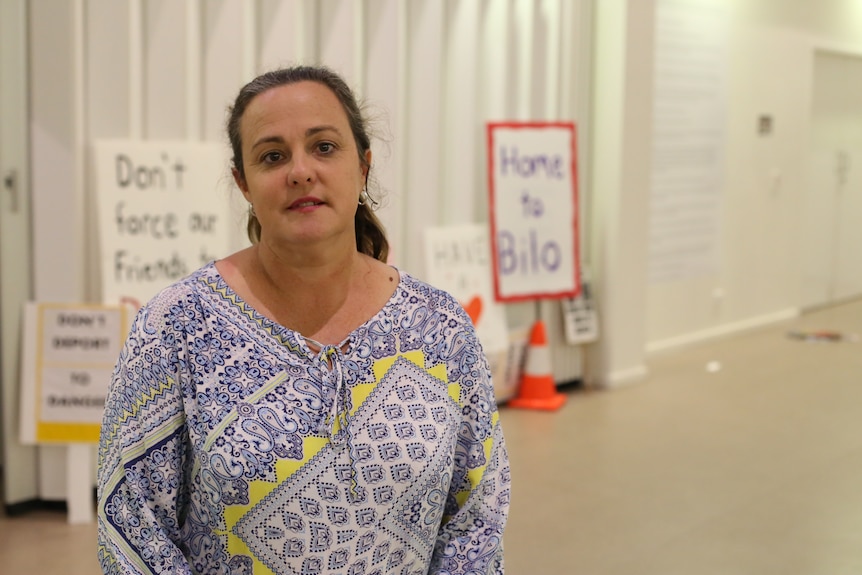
93 140 233 307
20 303 128 444
487 122 580 301
424 224 521 402
423 224 509 354
561 282 599 345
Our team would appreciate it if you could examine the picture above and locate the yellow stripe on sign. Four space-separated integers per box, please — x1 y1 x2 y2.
37 422 100 443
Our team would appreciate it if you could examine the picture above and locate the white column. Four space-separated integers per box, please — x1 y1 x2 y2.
587 0 655 387
66 0 95 525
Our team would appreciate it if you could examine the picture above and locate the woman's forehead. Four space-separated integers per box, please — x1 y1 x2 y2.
242 81 349 136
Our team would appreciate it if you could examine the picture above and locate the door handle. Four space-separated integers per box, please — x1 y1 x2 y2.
3 170 18 213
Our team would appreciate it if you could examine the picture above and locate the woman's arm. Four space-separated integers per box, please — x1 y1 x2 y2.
429 306 511 575
97 307 194 574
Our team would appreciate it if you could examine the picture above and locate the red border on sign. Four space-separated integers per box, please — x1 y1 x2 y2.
486 121 581 302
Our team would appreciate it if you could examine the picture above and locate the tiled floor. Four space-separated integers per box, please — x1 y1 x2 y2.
2 298 861 574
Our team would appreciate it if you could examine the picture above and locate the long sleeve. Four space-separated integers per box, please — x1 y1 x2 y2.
97 306 193 574
428 323 511 575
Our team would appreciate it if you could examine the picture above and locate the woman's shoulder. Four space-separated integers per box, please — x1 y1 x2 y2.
132 262 218 322
394 269 469 318
396 269 453 299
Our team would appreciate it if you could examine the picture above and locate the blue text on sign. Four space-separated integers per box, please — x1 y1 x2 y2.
498 229 561 276
499 146 564 179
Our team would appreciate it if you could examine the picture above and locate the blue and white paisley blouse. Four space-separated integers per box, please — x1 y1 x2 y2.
97 262 510 575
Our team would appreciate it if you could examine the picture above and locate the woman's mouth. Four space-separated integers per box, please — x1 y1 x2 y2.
289 197 324 210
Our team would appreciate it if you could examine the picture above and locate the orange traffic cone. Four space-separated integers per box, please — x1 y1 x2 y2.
508 319 566 411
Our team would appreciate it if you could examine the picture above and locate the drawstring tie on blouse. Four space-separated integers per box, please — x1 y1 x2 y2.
309 341 361 500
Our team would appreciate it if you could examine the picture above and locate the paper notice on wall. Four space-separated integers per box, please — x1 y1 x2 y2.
649 0 728 283
92 140 233 308
561 282 599 345
423 224 509 355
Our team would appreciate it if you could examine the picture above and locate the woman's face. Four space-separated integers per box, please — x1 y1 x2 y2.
234 81 370 251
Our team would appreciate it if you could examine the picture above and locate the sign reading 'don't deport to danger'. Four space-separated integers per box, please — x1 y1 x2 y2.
20 303 128 444
487 122 580 301
93 140 232 308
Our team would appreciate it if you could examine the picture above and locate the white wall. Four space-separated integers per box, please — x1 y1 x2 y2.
16 0 592 503
646 0 862 351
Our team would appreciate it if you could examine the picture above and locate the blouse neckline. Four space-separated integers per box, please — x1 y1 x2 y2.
200 260 404 360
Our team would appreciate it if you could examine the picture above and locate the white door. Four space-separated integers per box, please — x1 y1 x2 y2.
0 0 39 507
803 51 862 308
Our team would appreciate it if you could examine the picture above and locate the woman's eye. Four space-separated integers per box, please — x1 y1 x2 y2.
262 151 282 163
317 142 335 154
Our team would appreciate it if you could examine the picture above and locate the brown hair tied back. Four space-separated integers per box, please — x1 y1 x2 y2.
226 66 389 263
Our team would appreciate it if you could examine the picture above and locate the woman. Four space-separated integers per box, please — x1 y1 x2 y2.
97 66 509 575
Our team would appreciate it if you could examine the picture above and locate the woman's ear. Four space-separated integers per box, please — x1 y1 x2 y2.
232 167 250 199
362 149 372 179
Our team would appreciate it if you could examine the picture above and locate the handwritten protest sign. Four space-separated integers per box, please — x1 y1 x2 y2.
424 224 509 354
92 140 232 307
19 303 128 443
424 224 519 401
487 122 580 301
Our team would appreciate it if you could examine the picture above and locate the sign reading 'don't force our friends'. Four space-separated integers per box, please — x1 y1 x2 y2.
93 140 232 308
487 122 580 302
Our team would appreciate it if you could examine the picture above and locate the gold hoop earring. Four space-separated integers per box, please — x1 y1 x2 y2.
249 204 256 217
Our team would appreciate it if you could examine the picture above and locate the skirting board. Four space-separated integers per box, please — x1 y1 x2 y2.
584 364 649 389
4 498 68 517
646 307 800 355
600 364 649 389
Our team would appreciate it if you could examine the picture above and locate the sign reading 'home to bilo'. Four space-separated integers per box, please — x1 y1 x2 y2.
487 122 580 302
93 141 231 307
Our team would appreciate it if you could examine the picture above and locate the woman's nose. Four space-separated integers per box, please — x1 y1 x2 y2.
287 153 314 186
